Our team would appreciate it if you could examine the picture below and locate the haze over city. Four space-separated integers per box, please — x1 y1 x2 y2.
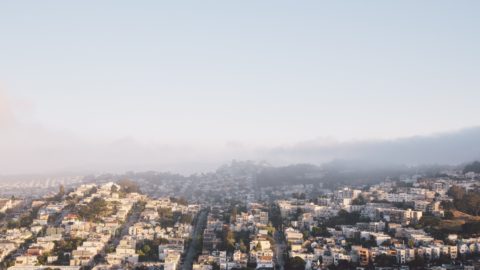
1 1 479 174
3 2 480 270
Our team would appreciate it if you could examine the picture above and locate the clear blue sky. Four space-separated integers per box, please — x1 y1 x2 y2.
1 1 479 146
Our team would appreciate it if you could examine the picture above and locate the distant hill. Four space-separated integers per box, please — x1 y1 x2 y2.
254 160 452 188
256 163 323 187
464 161 480 174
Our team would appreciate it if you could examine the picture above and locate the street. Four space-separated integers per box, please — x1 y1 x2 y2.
182 210 208 270
274 231 286 270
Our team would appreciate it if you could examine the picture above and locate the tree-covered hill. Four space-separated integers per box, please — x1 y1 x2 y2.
464 161 480 174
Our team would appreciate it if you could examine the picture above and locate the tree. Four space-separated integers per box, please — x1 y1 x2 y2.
325 210 362 227
269 204 283 229
226 229 235 252
293 193 306 200
37 254 48 265
77 197 109 222
444 211 454 220
448 186 480 216
408 239 415 248
239 239 247 253
53 237 84 264
231 206 238 223
335 259 353 270
170 197 188 206
292 208 304 220
375 254 396 267
433 253 451 265
157 207 174 228
210 262 220 270
465 192 480 216
463 161 480 174
380 239 392 247
142 244 151 254
351 195 367 205
93 254 104 264
408 255 426 269
59 185 65 196
441 200 454 210
88 186 98 195
448 186 466 200
137 240 160 261
311 226 331 237
286 256 306 270
51 185 66 201
178 213 193 224
419 216 441 227
462 222 480 236
117 179 141 193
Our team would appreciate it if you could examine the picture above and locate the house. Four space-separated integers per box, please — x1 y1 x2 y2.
285 228 304 244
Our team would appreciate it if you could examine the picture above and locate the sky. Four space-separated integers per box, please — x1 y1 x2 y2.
0 1 479 174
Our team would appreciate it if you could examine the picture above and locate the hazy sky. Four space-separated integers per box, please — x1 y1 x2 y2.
0 1 479 174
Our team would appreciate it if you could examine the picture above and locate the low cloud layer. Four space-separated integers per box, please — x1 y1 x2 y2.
1 90 479 175
264 127 480 166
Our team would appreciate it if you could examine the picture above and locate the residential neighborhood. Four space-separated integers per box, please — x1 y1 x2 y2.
1 162 480 270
